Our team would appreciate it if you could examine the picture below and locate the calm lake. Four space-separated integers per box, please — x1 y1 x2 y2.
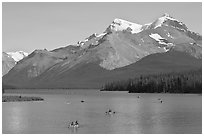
2 89 202 134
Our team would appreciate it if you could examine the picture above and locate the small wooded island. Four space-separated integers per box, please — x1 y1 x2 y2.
2 95 44 102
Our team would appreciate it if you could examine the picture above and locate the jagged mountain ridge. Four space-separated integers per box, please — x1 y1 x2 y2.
3 13 202 89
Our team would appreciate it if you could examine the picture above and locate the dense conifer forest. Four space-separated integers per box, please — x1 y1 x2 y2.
101 69 202 93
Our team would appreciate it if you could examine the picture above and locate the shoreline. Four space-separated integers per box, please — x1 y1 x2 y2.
101 90 202 94
2 90 201 95
3 88 201 94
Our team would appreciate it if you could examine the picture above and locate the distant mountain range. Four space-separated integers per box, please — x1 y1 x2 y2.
3 13 202 89
2 51 28 76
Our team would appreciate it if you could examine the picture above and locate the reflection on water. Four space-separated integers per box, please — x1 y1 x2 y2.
2 90 202 134
9 105 24 133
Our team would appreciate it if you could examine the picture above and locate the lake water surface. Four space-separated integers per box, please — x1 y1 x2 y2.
2 89 202 134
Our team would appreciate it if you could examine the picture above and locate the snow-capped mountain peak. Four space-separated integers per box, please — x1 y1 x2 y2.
161 13 178 21
7 51 28 62
152 13 187 30
154 14 175 28
109 18 143 34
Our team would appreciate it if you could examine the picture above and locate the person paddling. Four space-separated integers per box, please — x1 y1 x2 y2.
105 109 116 115
75 121 78 125
69 122 74 127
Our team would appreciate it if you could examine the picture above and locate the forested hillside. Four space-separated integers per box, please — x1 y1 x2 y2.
101 69 202 93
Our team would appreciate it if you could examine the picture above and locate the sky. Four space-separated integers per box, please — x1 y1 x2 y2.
2 2 202 53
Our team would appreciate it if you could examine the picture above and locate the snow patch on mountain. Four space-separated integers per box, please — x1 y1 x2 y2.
7 51 28 62
77 41 85 46
110 18 143 34
144 22 152 26
149 33 167 44
96 32 107 38
166 32 174 39
149 33 175 52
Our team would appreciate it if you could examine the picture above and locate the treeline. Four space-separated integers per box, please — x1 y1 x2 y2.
101 69 202 93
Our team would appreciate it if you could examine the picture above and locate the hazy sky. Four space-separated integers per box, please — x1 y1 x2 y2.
3 2 202 53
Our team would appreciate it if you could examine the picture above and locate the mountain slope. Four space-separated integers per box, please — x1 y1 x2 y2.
3 51 201 89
